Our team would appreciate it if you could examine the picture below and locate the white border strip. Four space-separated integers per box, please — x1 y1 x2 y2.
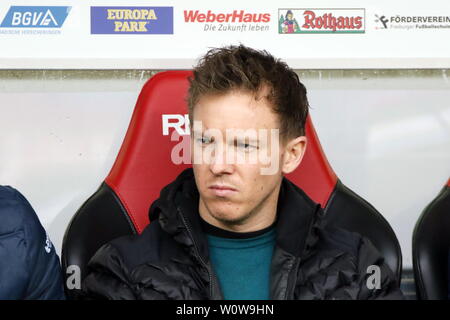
1 58 450 69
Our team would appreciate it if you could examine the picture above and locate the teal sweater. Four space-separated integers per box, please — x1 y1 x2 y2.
203 220 276 300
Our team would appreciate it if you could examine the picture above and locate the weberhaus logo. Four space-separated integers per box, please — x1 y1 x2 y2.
279 8 365 34
0 6 71 35
91 7 173 34
184 10 271 32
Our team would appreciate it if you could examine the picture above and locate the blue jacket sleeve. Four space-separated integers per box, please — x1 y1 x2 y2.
0 186 65 300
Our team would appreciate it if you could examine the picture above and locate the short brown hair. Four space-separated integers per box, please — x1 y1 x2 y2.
188 45 309 139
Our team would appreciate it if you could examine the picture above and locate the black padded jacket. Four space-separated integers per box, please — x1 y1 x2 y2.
82 168 404 300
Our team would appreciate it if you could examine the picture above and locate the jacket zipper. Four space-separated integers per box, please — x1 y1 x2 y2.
285 257 300 299
177 207 214 299
284 206 318 299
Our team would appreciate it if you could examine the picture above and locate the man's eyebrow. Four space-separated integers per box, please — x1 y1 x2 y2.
191 130 203 136
191 129 260 140
191 130 217 139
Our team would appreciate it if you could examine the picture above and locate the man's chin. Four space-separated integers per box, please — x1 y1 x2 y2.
209 211 249 226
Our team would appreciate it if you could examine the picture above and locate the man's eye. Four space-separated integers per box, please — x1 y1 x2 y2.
196 136 212 144
237 142 257 151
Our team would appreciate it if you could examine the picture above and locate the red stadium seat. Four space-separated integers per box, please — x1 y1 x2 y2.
62 71 402 299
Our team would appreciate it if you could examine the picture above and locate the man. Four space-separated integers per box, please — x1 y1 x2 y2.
0 186 65 299
82 45 403 299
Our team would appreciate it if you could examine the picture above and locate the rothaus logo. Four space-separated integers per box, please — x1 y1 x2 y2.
279 8 365 34
0 6 71 28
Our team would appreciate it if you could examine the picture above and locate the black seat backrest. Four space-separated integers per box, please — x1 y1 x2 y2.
413 179 450 300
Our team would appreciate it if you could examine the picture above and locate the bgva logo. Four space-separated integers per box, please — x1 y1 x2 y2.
0 6 71 28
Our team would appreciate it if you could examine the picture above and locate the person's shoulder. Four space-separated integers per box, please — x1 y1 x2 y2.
312 218 403 299
83 224 167 300
0 186 65 299
92 219 170 273
316 224 365 259
0 185 25 221
0 186 42 236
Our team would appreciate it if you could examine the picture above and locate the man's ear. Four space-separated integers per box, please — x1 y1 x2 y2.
281 136 307 174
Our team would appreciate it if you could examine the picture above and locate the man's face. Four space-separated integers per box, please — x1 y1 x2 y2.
191 89 285 231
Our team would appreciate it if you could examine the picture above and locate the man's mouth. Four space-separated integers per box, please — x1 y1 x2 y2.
208 185 237 197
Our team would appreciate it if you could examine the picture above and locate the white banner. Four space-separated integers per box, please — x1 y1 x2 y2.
0 0 450 69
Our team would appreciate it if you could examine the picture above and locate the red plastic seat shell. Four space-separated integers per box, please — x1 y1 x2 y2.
105 71 337 233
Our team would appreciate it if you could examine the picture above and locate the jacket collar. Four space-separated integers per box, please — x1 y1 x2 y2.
275 177 323 257
149 168 323 261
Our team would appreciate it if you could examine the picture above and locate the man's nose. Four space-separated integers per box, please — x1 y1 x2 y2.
209 145 234 175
